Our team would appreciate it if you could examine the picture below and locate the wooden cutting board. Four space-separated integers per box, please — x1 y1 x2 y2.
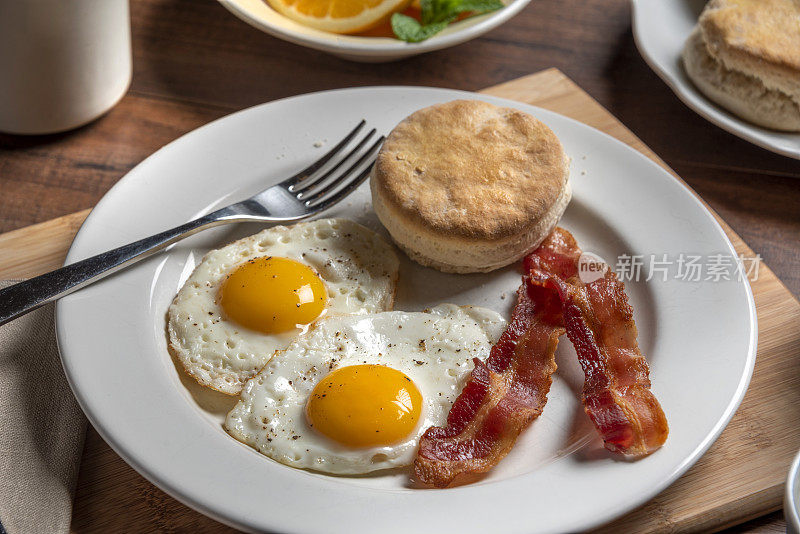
1 69 798 533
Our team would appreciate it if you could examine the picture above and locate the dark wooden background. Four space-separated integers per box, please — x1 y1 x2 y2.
0 0 796 531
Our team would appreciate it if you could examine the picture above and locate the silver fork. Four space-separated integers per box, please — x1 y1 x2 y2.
0 120 384 326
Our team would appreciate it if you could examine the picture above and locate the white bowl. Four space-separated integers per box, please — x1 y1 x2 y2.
218 0 532 62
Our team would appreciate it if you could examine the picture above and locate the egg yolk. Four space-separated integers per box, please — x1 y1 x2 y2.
306 364 422 448
219 256 327 334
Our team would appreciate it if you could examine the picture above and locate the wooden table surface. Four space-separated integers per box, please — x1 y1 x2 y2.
0 0 797 531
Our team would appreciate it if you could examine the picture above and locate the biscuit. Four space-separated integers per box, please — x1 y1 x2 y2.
371 100 571 273
683 0 800 131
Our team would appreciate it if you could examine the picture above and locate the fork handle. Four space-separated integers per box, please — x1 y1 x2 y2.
0 212 232 327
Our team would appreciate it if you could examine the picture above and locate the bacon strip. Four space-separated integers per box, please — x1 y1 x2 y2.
413 235 574 488
528 229 669 455
414 228 668 486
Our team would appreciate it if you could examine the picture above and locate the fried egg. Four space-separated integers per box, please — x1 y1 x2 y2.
168 218 399 395
224 304 506 474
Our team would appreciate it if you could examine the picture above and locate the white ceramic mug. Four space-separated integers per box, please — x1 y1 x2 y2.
0 0 132 135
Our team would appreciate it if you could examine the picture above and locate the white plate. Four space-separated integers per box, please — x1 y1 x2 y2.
56 87 757 533
787 450 800 534
631 0 800 160
219 0 531 62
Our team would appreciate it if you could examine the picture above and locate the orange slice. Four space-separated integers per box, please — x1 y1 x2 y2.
267 0 412 34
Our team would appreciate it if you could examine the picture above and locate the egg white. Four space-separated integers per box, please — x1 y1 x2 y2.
224 304 507 474
168 218 399 395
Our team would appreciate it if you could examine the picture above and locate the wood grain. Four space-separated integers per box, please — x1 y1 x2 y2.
0 69 797 533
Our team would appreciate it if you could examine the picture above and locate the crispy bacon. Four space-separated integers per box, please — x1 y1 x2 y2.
528 229 669 456
413 237 572 488
414 228 668 486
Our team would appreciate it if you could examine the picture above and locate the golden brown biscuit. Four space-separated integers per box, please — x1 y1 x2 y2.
683 0 800 131
683 28 800 131
371 100 571 273
700 0 800 101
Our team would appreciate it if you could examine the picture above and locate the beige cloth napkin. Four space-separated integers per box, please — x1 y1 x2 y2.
0 280 88 534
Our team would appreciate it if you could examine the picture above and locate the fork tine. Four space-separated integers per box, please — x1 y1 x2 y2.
306 161 375 214
305 136 385 211
300 135 383 205
278 120 366 190
292 128 376 195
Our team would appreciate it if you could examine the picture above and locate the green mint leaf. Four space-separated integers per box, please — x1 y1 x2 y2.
421 0 461 24
391 13 453 42
421 0 502 24
393 0 503 43
454 0 503 14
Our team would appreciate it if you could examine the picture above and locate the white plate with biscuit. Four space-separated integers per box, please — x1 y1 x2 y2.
631 0 800 159
56 87 757 533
